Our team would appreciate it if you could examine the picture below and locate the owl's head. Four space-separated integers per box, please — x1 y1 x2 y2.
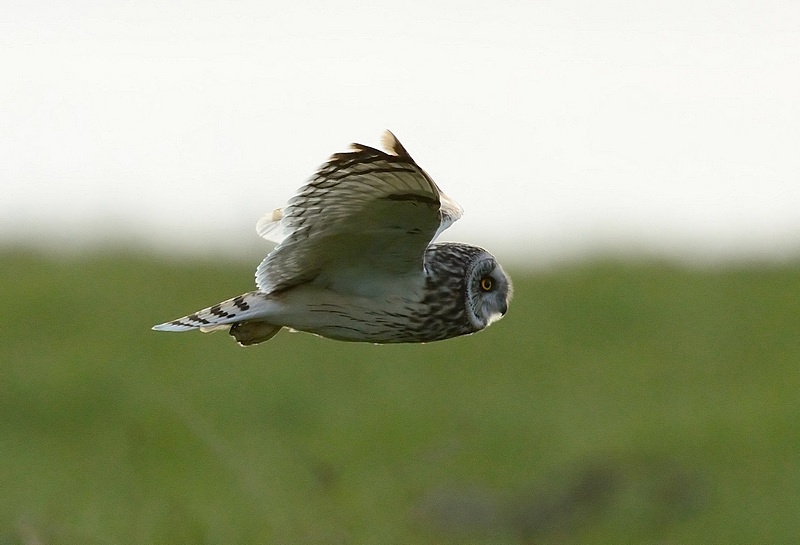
465 251 512 330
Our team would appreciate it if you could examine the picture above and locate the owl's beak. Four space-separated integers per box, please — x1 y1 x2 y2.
499 301 508 316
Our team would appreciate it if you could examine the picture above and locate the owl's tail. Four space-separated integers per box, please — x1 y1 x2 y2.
152 291 282 346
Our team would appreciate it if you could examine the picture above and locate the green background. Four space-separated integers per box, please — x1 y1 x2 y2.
2 250 798 544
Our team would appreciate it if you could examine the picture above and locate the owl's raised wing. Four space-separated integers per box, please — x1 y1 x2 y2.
254 131 463 295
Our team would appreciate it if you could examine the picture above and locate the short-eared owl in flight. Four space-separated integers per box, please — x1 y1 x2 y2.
153 131 512 345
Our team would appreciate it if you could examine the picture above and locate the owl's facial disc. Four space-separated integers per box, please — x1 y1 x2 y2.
467 257 512 329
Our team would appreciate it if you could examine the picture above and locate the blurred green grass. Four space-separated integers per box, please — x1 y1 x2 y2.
1 249 799 544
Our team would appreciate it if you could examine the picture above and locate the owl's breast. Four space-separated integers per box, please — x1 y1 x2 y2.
266 280 464 343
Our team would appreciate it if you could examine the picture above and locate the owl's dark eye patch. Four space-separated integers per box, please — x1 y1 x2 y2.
480 277 494 292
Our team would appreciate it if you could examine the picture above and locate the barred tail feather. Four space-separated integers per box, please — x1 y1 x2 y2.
152 291 271 333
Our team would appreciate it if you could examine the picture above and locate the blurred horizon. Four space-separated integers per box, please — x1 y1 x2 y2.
3 0 800 267
4 227 800 271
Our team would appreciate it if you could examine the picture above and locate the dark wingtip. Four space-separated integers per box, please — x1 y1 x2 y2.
381 130 411 158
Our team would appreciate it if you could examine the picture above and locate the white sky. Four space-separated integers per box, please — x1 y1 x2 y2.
2 0 800 264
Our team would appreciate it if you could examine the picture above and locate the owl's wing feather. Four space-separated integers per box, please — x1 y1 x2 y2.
255 207 287 244
255 131 463 295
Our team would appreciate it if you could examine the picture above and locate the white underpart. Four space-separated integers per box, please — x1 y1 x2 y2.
264 279 427 342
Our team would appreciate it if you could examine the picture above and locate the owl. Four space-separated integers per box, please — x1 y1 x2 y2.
153 131 512 345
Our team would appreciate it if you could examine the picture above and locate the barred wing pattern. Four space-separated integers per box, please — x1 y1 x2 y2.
254 131 463 295
152 130 512 345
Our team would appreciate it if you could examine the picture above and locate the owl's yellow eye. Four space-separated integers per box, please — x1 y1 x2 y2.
480 277 493 291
